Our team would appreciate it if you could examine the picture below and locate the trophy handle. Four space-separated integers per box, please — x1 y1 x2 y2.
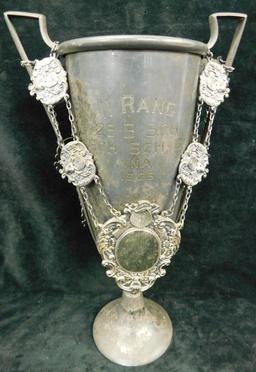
207 12 247 67
4 11 55 75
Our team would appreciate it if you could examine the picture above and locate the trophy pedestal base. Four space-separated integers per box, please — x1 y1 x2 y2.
93 291 172 366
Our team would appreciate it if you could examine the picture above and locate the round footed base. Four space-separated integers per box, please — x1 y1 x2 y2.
93 291 172 366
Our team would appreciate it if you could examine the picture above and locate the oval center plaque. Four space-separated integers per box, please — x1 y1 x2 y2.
116 228 160 272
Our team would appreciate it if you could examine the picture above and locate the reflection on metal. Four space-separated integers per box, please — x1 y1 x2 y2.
207 12 247 67
29 57 68 105
93 291 173 366
98 201 180 292
200 59 231 107
179 142 209 186
5 10 247 367
59 141 96 187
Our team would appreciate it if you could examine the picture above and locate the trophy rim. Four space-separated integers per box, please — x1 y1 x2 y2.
58 34 208 56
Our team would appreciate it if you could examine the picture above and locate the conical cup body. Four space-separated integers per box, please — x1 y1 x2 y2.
59 36 207 240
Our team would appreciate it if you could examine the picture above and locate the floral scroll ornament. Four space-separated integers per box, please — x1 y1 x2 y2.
179 142 209 186
28 57 68 105
199 59 232 107
58 140 96 187
97 201 181 293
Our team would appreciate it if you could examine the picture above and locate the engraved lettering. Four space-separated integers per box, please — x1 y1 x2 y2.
152 99 163 115
122 95 135 113
127 156 152 169
143 159 152 168
129 143 140 155
129 156 140 169
121 95 176 118
123 170 155 182
146 124 156 138
143 143 152 154
164 102 176 117
106 123 115 138
137 98 150 113
123 123 135 139
137 172 154 181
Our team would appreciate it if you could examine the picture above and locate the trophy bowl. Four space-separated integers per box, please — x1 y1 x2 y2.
5 11 247 366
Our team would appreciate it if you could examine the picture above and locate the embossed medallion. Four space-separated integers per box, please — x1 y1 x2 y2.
29 57 68 105
59 140 96 186
179 142 209 186
199 59 230 107
97 200 181 292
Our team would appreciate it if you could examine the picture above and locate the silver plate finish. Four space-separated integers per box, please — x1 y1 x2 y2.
59 140 96 186
58 35 208 55
97 200 180 292
179 142 209 186
199 59 230 107
29 57 68 105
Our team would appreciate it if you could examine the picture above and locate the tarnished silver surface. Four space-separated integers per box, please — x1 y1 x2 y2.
5 10 247 367
179 142 209 186
58 140 96 186
58 34 208 55
199 59 230 107
97 200 180 292
29 57 68 105
93 291 172 366
65 49 201 236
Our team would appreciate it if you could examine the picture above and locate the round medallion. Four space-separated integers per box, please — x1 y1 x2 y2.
29 57 68 105
59 140 96 186
97 200 181 292
178 142 209 186
116 228 160 272
130 209 153 227
199 59 230 107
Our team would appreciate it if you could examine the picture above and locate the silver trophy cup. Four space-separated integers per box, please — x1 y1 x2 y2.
5 11 246 366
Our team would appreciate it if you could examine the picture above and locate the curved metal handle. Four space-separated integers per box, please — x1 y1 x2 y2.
4 11 55 75
207 12 247 67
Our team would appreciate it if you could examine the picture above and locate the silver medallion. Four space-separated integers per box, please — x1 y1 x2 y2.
29 57 68 105
97 200 181 293
59 140 96 187
199 59 230 107
179 142 209 186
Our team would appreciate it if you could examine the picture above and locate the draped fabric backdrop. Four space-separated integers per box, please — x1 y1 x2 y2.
0 1 255 371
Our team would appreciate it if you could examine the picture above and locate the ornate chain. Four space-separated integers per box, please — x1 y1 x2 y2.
193 99 203 141
161 177 182 218
94 176 122 218
46 105 64 147
178 186 193 227
204 107 217 150
21 46 232 234
80 187 102 229
161 54 232 228
64 94 79 141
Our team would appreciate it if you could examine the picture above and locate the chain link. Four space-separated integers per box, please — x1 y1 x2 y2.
20 59 36 67
162 176 182 218
47 105 63 147
193 99 203 141
80 207 87 227
50 41 59 58
94 175 122 217
76 188 87 227
79 187 102 229
178 186 193 228
25 47 223 233
64 94 79 140
204 107 217 150
63 94 122 221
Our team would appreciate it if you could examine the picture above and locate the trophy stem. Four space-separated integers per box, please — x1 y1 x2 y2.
93 290 173 366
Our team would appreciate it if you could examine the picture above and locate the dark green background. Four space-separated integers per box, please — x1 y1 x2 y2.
0 1 255 371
